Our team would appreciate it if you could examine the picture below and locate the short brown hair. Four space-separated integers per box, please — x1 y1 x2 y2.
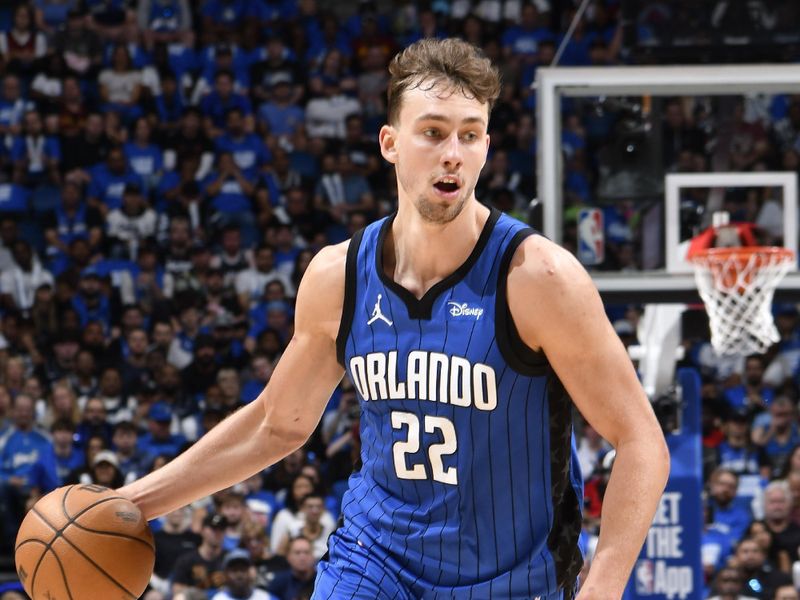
387 38 501 125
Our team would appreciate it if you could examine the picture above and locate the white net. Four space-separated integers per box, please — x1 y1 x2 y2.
691 248 794 355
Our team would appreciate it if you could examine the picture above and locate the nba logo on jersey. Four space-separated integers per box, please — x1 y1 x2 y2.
578 208 605 266
635 559 655 594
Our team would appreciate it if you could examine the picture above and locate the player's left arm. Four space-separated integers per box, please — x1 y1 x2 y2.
508 235 670 600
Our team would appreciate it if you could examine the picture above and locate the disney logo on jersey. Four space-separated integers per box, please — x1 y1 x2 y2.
447 302 484 320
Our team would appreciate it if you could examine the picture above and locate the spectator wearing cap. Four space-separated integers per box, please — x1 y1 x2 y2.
0 240 54 314
236 244 294 312
87 145 145 216
79 448 124 488
105 183 157 260
137 401 187 460
717 408 766 480
171 513 228 597
112 420 151 483
304 75 361 140
266 536 316 600
212 548 277 600
256 75 305 141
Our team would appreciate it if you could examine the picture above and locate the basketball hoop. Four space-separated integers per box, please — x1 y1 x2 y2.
687 221 794 355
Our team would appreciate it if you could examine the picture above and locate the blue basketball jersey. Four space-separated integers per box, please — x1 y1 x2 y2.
333 208 584 598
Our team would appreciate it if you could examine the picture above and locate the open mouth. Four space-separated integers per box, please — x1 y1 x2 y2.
434 181 459 193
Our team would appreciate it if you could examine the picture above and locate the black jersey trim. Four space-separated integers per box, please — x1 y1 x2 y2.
375 207 501 320
546 370 584 597
336 228 365 366
496 228 550 376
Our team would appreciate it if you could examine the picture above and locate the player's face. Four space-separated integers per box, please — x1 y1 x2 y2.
380 81 490 224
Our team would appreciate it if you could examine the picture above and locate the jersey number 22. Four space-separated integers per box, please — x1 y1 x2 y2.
391 411 457 485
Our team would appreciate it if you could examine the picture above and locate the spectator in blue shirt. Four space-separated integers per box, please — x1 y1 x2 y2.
753 396 800 478
0 394 59 547
501 3 553 63
257 77 305 140
137 401 187 459
10 110 61 187
201 0 249 45
51 418 84 484
87 145 145 215
216 108 271 180
200 70 253 138
198 43 251 97
0 74 33 139
204 152 263 246
112 420 151 483
708 466 753 541
725 354 775 413
124 116 163 192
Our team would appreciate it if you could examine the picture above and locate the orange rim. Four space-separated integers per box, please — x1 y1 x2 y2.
688 246 794 266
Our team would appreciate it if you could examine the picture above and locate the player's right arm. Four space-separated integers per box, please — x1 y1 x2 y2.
119 243 348 520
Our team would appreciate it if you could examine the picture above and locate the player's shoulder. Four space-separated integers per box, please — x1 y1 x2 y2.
293 239 351 332
509 234 592 291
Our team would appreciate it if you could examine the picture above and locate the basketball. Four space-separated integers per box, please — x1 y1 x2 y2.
14 484 155 600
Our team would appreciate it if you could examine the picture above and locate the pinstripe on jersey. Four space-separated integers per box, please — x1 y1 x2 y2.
331 208 584 599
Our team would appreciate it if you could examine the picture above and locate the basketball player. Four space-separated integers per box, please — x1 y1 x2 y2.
120 39 669 599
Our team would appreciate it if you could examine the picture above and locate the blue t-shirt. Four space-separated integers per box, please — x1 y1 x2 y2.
9 135 61 174
724 385 775 410
137 432 187 460
0 183 29 213
257 102 305 137
124 142 163 185
1 429 59 491
501 25 554 56
215 133 270 179
200 91 253 128
87 164 144 210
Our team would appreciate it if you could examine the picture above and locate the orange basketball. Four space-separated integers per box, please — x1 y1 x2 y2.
14 484 155 600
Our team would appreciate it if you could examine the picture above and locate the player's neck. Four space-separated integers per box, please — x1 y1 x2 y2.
385 201 489 299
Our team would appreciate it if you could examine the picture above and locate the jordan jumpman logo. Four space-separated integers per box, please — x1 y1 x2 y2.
367 294 393 326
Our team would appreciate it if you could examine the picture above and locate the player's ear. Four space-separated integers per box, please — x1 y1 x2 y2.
480 133 490 169
379 125 398 164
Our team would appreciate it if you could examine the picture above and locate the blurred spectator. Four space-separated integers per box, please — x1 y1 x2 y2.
266 536 316 600
732 536 791 599
0 240 54 314
200 70 253 139
725 355 775 414
0 394 58 548
236 244 294 312
43 180 103 262
313 152 374 226
752 397 800 478
0 5 47 77
51 418 82 484
305 76 361 139
137 0 193 51
278 493 334 560
708 467 753 541
112 420 150 483
138 401 186 459
171 512 227 597
151 506 200 596
0 75 32 139
87 145 144 216
706 565 757 600
269 473 334 556
763 481 800 570
99 44 144 123
55 8 103 78
105 183 157 260
212 548 276 600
